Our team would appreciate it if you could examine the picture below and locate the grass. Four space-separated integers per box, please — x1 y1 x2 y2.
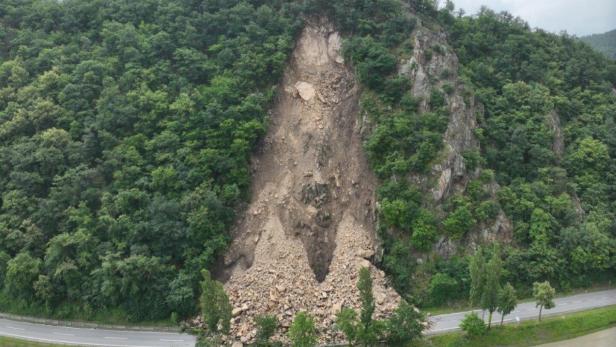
0 336 68 346
419 305 616 347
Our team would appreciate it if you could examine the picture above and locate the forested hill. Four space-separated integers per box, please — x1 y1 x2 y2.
581 29 616 59
0 0 615 326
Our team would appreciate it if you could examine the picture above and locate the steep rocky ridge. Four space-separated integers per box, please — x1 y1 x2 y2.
399 27 512 252
221 21 400 344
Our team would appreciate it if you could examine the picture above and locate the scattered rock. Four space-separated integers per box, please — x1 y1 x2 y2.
295 81 316 101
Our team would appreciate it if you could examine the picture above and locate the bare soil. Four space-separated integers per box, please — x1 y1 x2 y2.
220 21 400 344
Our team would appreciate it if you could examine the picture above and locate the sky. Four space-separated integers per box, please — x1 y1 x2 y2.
450 0 616 36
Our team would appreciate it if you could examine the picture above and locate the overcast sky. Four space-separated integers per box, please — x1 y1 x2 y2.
451 0 616 36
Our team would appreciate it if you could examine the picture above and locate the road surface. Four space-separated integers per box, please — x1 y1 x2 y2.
534 327 616 347
428 288 616 333
0 318 196 347
0 289 614 346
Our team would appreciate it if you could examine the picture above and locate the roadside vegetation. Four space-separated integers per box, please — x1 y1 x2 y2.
0 336 65 347
424 305 616 347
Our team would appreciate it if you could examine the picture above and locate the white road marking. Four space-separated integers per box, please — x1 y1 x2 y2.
161 339 184 342
105 336 129 340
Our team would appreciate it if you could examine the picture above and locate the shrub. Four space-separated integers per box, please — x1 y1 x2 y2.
383 76 411 104
255 314 278 346
428 273 459 305
424 49 433 61
432 44 445 55
344 37 398 90
200 269 232 335
384 300 426 346
442 83 454 94
460 312 486 338
288 312 317 347
429 89 446 109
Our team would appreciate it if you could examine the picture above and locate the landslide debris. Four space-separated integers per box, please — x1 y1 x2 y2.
221 21 400 344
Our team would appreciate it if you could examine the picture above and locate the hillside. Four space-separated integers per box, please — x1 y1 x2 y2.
0 0 615 344
581 29 616 59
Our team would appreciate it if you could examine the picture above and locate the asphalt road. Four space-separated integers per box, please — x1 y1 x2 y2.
0 289 614 346
0 318 196 347
427 288 616 334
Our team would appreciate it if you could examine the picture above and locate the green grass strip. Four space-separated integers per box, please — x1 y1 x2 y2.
0 336 70 347
420 305 616 347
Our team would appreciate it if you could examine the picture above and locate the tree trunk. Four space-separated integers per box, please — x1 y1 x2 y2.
500 313 504 326
539 305 543 321
488 310 493 329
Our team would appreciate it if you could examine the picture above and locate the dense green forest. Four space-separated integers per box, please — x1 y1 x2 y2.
438 6 616 298
0 0 615 323
0 0 308 321
581 29 616 59
381 5 616 305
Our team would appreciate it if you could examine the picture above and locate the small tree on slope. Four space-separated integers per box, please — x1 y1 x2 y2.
288 312 317 347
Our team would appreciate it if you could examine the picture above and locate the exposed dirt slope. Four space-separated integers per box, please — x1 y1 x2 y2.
221 22 400 344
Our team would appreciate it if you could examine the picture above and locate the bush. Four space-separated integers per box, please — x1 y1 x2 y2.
428 273 458 305
200 269 232 335
424 49 433 61
344 37 398 90
429 89 446 109
442 83 454 94
288 312 317 347
460 312 486 338
385 301 426 346
255 315 278 346
383 76 411 104
443 205 476 239
432 44 445 55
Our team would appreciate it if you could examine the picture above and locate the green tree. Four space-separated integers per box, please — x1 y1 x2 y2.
335 268 384 346
443 205 476 238
357 267 379 346
428 273 458 305
384 300 426 346
460 312 486 338
255 315 279 347
497 283 517 326
336 308 358 345
33 275 54 308
200 269 232 335
533 281 556 321
288 312 317 347
468 248 485 309
5 253 41 301
0 252 10 289
481 249 502 328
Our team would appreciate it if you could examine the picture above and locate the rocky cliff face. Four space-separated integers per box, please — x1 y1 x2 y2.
400 27 512 252
402 28 479 202
221 22 399 344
